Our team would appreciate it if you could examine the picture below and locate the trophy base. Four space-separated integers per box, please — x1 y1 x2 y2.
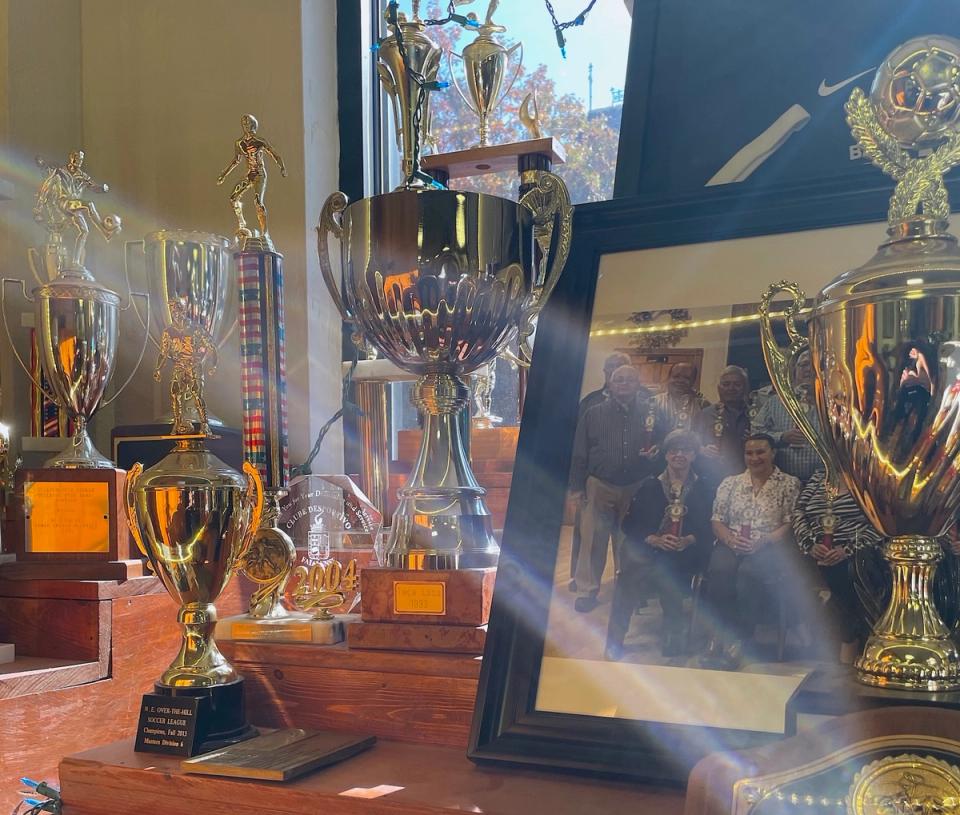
216 612 348 644
111 423 242 472
785 664 960 736
6 468 132 570
358 567 496 626
44 432 114 469
385 510 499 570
855 637 960 692
149 678 258 757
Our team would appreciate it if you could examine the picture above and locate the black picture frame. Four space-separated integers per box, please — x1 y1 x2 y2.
467 174 960 783
613 0 960 202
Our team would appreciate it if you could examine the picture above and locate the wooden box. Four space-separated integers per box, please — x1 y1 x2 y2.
3 468 140 580
360 567 496 626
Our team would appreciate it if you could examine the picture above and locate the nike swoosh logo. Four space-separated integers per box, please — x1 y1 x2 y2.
818 68 874 96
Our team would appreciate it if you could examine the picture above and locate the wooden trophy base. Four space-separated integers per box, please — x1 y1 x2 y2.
217 612 352 645
3 467 138 581
349 567 495 655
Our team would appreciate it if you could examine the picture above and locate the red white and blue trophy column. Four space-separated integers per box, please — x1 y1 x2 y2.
234 239 297 620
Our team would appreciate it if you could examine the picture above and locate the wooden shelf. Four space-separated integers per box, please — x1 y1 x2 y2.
219 640 481 749
421 137 566 180
60 737 684 815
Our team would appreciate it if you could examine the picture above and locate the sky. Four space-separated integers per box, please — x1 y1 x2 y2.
407 0 633 110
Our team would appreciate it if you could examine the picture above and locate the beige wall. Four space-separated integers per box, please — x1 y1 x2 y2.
0 0 343 471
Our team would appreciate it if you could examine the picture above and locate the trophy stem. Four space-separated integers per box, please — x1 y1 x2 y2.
162 602 236 688
855 536 960 691
44 418 114 469
478 114 489 148
385 372 499 570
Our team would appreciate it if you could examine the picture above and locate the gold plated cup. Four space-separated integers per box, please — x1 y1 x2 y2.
318 174 571 569
760 36 960 691
126 440 263 687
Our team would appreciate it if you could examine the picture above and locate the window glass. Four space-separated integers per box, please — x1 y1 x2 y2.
376 0 632 203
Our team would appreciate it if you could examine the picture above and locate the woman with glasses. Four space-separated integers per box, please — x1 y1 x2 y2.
605 430 713 661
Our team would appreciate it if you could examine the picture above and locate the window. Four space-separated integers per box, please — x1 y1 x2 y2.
370 0 632 203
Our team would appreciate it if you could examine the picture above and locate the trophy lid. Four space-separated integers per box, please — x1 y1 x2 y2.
143 229 231 248
33 276 122 305
136 438 248 491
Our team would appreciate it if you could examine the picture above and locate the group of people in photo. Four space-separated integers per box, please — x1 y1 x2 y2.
568 350 933 670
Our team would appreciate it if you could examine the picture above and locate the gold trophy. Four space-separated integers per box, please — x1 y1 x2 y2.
760 35 960 690
2 151 148 468
318 177 570 571
376 2 442 185
448 0 523 147
127 307 263 754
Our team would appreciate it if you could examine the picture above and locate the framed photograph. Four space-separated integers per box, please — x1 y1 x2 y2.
613 0 960 202
467 178 960 782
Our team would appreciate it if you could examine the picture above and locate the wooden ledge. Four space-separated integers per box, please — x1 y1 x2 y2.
421 137 566 180
0 656 101 699
60 737 683 815
0 575 162 600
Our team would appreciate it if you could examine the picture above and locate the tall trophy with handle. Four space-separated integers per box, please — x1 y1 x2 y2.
760 35 960 690
127 312 263 755
318 5 572 572
0 152 149 580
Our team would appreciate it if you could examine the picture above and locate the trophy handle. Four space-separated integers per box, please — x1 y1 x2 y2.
101 291 151 408
124 463 149 559
122 240 157 347
316 192 355 325
240 461 265 560
519 170 573 311
758 281 842 496
0 278 58 403
447 50 480 116
377 62 404 153
497 42 524 107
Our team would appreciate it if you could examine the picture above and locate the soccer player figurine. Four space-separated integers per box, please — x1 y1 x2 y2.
217 114 287 251
154 300 218 437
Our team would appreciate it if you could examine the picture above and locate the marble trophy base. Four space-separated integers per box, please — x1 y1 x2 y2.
152 678 257 756
216 612 351 645
0 642 14 664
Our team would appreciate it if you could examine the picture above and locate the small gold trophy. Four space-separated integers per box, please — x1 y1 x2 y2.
448 1 523 147
127 311 263 755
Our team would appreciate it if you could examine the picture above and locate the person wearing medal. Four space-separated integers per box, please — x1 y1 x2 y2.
605 430 713 660
751 350 822 483
700 433 800 669
694 365 751 490
792 470 881 663
651 362 709 433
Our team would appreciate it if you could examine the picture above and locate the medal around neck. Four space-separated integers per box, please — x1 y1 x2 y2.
760 35 960 690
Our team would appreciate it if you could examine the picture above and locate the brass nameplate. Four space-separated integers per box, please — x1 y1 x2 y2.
25 480 110 554
393 581 446 615
229 622 313 643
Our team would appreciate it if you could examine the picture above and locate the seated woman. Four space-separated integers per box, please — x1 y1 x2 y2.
701 433 800 670
606 430 713 661
792 471 882 663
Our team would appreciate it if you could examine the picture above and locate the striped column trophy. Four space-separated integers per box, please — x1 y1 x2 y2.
217 114 297 626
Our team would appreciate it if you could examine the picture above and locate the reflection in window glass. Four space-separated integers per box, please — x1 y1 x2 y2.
378 1 632 203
